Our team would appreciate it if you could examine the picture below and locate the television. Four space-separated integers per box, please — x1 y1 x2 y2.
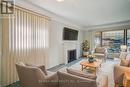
63 27 78 40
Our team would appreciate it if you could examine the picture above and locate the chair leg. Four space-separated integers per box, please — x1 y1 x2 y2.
114 82 117 87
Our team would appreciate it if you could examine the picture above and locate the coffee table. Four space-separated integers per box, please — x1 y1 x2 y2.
80 60 102 74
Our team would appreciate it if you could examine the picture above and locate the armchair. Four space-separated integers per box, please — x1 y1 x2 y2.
16 62 58 87
94 47 107 62
114 60 130 87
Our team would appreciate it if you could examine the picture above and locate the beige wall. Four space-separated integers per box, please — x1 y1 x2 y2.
48 20 84 68
83 30 96 51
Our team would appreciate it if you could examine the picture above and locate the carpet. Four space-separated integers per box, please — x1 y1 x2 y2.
68 58 120 87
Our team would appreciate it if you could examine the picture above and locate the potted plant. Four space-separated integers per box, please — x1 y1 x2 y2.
82 40 90 57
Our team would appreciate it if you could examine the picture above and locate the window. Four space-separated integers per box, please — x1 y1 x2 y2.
102 30 124 53
9 9 49 51
95 30 130 53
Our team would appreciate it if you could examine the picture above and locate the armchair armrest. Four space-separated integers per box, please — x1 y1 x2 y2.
114 65 130 84
37 65 48 75
45 72 58 80
40 72 58 87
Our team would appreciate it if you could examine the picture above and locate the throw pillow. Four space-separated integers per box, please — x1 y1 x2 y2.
26 63 48 75
120 59 130 67
119 52 127 59
66 68 97 80
18 62 26 66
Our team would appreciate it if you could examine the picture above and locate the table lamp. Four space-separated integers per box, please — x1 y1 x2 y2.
120 45 127 52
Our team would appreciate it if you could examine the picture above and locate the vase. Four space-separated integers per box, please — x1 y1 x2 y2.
88 58 94 63
83 51 89 57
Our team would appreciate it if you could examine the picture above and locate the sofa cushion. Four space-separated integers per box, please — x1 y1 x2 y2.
66 68 97 80
120 59 130 67
95 47 106 53
94 53 105 56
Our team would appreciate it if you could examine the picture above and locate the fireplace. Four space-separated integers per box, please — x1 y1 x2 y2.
68 49 76 63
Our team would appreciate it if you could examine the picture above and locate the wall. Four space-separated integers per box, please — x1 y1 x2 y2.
83 30 95 50
48 20 84 68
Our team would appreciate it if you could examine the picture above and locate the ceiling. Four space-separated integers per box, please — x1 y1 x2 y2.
25 0 130 28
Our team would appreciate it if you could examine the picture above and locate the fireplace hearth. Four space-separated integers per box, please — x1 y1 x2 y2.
68 49 76 63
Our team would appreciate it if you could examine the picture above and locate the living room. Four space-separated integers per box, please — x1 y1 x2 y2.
0 0 130 87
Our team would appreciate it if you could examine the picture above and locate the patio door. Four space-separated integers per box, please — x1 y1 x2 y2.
102 30 124 53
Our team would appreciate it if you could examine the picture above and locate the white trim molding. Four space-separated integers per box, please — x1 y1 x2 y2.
84 20 130 31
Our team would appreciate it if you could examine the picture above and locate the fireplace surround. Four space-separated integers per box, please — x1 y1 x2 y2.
63 41 78 64
68 49 76 63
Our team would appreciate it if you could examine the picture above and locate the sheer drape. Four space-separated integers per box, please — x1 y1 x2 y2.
1 7 50 86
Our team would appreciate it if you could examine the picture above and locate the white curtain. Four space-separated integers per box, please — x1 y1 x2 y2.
1 7 50 86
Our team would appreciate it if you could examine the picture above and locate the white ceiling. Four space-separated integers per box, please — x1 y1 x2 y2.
25 0 130 28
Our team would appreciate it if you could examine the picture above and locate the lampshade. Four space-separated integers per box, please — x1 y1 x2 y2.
120 45 127 52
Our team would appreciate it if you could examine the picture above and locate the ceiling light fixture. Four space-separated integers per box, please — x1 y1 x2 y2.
57 0 64 2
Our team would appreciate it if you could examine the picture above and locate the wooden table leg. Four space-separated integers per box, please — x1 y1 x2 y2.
81 65 83 71
81 65 87 71
95 67 97 75
100 63 101 67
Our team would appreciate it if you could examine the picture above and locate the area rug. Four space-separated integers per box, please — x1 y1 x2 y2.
68 58 120 87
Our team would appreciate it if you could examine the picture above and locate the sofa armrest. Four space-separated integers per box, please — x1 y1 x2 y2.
114 65 130 84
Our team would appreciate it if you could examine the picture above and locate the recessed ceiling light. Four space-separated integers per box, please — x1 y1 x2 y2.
57 0 64 2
